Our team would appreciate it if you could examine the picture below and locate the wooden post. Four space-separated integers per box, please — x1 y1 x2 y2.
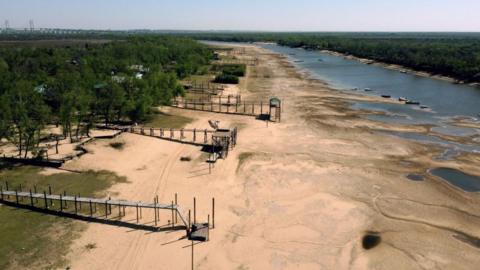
63 191 67 208
175 193 178 224
60 194 63 212
0 185 3 201
208 214 210 230
171 201 174 229
154 198 157 226
118 203 121 219
48 185 53 206
108 197 111 214
210 102 213 112
188 210 191 231
261 102 263 114
191 240 194 270
193 129 196 142
136 204 139 223
15 190 19 205
244 102 246 113
29 189 34 206
193 197 196 224
78 193 82 211
34 185 38 203
74 196 78 214
252 103 255 114
44 191 48 209
156 196 160 220
212 198 215 229
89 200 93 217
204 129 208 144
105 200 108 218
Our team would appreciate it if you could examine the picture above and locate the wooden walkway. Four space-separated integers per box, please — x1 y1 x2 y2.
171 99 271 117
0 188 189 230
127 127 216 146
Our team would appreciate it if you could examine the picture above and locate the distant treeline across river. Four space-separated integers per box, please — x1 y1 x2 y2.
180 32 480 84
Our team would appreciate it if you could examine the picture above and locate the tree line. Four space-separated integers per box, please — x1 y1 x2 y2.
0 36 212 157
178 32 480 83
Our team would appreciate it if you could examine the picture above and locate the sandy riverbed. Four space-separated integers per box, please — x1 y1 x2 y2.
59 44 480 270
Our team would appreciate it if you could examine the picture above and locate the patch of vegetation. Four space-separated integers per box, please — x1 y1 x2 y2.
214 74 239 84
237 152 255 172
109 141 125 150
212 64 246 77
145 111 194 129
0 164 127 269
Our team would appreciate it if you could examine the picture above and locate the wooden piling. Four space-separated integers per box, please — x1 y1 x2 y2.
154 198 157 226
43 191 48 209
171 201 174 228
29 189 33 206
48 185 53 206
74 196 78 214
34 185 38 202
15 190 19 205
212 198 215 229
89 200 93 217
175 193 178 223
136 204 139 223
60 194 63 212
193 197 196 224
105 200 108 218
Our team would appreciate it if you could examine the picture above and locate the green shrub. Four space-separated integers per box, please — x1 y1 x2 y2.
212 64 246 77
214 74 239 84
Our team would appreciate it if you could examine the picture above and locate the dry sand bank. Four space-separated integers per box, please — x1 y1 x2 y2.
60 44 480 270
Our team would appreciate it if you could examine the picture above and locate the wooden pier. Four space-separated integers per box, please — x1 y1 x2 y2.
127 127 216 146
213 58 258 66
171 99 272 117
1 185 216 237
0 188 187 230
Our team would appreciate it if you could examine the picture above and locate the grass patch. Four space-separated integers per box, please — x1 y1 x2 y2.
237 152 255 172
145 111 194 129
0 164 127 270
109 141 125 150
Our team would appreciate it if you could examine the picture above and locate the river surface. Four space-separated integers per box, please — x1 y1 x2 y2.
204 41 480 192
259 43 480 158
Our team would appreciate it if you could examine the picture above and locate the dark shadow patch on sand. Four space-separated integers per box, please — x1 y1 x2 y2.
362 232 382 250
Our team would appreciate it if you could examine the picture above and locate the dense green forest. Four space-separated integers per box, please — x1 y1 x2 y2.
0 36 212 157
180 32 480 83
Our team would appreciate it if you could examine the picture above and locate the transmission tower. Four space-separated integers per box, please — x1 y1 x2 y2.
29 19 34 31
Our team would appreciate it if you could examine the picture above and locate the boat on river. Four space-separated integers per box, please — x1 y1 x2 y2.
406 101 420 105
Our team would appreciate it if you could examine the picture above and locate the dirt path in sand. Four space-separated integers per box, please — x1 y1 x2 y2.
62 44 480 270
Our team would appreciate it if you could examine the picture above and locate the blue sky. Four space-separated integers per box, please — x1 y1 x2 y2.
0 0 479 31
